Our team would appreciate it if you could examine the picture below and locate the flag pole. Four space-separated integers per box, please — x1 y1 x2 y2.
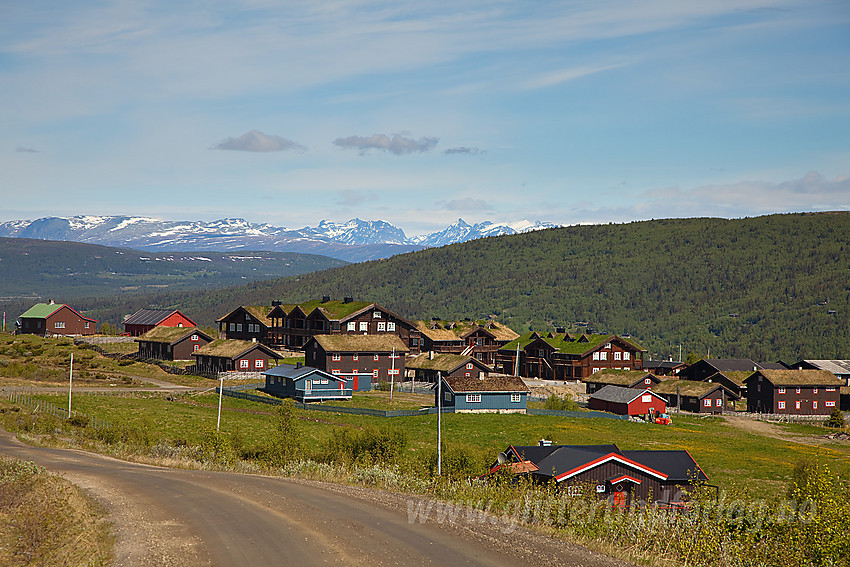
68 353 74 416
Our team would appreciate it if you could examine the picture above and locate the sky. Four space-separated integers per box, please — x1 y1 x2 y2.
2 0 849 236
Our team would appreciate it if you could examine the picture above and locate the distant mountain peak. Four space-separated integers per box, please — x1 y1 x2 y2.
0 215 560 262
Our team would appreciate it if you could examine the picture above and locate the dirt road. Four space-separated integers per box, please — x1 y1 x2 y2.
0 431 630 567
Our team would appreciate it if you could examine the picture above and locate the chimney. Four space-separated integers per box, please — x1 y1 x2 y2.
296 362 302 368
322 295 331 303
252 338 256 342
539 439 552 447
429 350 434 360
271 300 282 307
343 296 353 304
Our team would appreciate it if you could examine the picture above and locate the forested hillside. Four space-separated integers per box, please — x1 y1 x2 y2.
58 213 850 362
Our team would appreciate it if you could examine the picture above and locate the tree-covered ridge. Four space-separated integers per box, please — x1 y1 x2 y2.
69 212 849 362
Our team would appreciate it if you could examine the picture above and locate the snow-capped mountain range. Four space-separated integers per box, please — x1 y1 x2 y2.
0 216 559 263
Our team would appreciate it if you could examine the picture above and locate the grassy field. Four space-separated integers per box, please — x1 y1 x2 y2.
12 388 849 500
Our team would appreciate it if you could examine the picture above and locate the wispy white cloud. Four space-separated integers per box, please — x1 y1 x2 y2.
211 130 306 152
444 146 484 155
333 133 438 155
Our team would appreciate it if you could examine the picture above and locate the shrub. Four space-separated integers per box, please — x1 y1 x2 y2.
824 408 845 428
543 393 580 412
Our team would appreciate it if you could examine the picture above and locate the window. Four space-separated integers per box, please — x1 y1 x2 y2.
85 322 90 328
604 343 611 349
644 378 651 385
795 401 801 410
192 334 199 341
825 401 836 407
465 372 471 377
236 323 242 332
614 352 622 361
359 322 368 332
642 394 652 403
623 352 630 360
511 393 521 403
332 354 341 361
245 313 251 321
193 344 200 352
703 399 712 407
812 401 818 410
826 387 836 392
377 322 386 331
229 323 235 332
388 369 399 375
778 401 786 409
466 394 481 403
347 322 356 331
796 388 801 394
55 321 65 329
444 391 451 402
255 359 264 369
332 369 341 375
716 398 722 407
353 354 359 361
778 388 786 394
599 352 607 361
466 362 473 369
592 368 600 373
813 389 818 394
374 354 380 361
373 369 379 377
373 311 381 318
593 352 600 361
387 322 396 331
239 359 249 369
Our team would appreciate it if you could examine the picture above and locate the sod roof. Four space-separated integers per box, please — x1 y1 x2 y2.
311 334 408 353
415 320 519 342
406 353 484 373
302 299 373 320
706 370 754 387
444 375 529 393
193 339 280 359
748 369 842 387
135 326 210 344
502 333 646 355
216 305 273 324
583 369 658 386
653 380 739 399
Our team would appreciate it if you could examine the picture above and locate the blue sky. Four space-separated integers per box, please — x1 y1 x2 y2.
2 1 848 236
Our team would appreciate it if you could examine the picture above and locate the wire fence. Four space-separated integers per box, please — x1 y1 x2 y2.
2 390 112 430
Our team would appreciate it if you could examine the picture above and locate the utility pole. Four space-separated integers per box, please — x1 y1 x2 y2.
67 353 74 416
390 347 395 402
217 373 224 432
437 371 442 477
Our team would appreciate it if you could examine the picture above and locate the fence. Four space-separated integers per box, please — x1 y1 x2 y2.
74 338 219 379
219 387 629 420
2 390 112 430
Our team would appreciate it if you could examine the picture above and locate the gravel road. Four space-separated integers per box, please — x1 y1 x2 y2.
0 430 633 567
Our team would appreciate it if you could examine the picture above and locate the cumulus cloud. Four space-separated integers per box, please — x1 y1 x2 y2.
16 146 39 153
333 134 438 155
441 198 493 211
444 146 484 155
211 130 306 152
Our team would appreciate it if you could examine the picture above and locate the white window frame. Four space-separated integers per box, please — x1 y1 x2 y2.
466 362 473 369
466 394 481 403
192 334 199 341
778 388 786 394
332 354 341 361
614 352 622 361
642 394 652 403
623 352 630 360
347 322 356 331
778 401 786 409
373 311 382 318
255 359 264 369
373 369 379 377
239 359 249 369
55 321 65 329
359 321 368 332
352 354 359 361
716 398 722 407
387 322 396 331
813 401 818 410
510 393 521 403
592 352 600 361
825 401 836 407
377 322 386 331
599 351 607 361
374 354 380 361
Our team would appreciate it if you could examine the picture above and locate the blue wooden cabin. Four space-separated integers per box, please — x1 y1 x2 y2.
263 363 352 402
437 375 529 413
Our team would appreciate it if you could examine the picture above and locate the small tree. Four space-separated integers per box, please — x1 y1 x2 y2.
824 408 845 429
265 400 300 467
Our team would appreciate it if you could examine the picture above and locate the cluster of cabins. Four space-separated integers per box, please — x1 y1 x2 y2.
14 299 850 415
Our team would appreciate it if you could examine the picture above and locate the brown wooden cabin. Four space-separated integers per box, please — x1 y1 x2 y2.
415 319 519 366
653 380 739 414
745 369 842 415
583 369 661 395
495 333 645 380
192 339 282 374
303 334 408 391
406 352 492 383
216 306 272 343
135 327 214 361
17 302 97 336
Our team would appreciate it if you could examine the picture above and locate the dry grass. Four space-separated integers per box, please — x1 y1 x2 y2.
0 457 112 566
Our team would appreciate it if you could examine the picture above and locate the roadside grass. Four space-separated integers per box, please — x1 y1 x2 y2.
315 390 432 411
0 456 112 566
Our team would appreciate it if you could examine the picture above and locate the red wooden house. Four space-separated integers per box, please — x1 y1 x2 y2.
583 369 661 395
17 301 97 336
122 308 196 337
588 385 667 416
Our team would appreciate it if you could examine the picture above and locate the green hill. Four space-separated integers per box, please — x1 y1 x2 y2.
14 213 849 362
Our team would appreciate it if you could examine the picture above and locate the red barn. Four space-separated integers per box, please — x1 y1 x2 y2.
123 308 196 337
588 385 667 416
